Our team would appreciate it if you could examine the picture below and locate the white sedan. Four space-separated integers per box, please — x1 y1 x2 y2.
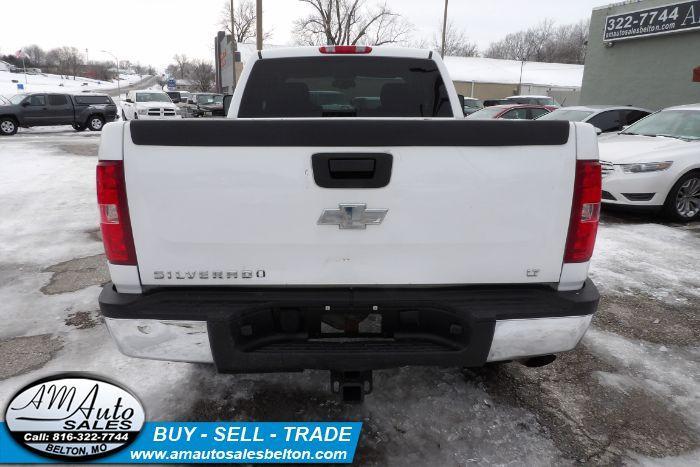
598 104 700 221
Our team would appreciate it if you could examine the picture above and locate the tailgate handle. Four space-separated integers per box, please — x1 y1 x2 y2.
312 153 392 189
328 159 376 179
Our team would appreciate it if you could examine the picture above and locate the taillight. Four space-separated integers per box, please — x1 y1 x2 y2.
319 45 372 54
564 160 601 263
96 161 137 265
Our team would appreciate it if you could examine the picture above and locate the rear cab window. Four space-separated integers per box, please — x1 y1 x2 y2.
48 94 68 106
238 57 453 118
74 95 114 105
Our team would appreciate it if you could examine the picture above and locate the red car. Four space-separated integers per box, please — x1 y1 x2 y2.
466 104 554 120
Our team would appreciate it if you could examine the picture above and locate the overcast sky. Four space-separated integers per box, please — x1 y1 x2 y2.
1 0 611 70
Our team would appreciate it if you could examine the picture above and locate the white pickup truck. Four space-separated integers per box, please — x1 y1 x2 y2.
97 46 601 401
120 90 180 120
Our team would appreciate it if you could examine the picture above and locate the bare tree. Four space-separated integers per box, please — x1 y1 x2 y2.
484 19 588 64
546 20 589 64
189 60 215 92
292 0 413 46
220 0 272 43
46 47 84 78
173 54 191 79
22 44 47 68
432 20 479 57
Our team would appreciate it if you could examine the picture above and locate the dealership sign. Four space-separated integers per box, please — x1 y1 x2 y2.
5 374 145 461
604 0 700 41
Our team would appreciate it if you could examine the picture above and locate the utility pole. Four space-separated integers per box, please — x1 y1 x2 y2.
441 0 449 57
230 0 237 90
256 0 263 51
519 60 525 95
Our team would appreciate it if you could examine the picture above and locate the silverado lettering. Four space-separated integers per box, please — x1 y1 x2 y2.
152 270 266 280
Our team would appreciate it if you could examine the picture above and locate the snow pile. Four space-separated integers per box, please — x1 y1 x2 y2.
590 221 700 303
0 140 105 265
443 56 584 88
584 329 700 431
0 71 146 97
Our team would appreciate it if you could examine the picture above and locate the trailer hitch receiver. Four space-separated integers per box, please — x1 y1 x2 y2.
330 371 373 403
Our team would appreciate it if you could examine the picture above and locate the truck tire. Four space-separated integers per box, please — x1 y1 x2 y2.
663 170 700 222
0 117 18 136
73 123 86 132
88 115 105 131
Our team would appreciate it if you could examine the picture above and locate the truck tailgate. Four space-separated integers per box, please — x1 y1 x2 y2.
122 119 578 286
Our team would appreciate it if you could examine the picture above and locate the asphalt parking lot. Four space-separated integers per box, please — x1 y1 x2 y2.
0 128 698 465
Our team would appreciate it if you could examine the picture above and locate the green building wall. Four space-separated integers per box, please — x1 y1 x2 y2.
581 0 700 110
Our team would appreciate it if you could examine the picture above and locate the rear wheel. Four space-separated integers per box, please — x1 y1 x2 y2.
663 171 700 222
0 117 18 136
88 115 105 131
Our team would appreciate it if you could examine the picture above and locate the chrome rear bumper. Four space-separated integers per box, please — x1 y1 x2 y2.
104 314 593 365
105 318 213 363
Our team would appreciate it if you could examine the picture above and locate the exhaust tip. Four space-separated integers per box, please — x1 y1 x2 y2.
521 355 557 368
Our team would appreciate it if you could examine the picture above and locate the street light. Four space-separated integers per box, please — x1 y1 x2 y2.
101 50 121 101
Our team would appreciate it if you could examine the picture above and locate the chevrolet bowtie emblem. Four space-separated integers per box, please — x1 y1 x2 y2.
318 204 388 230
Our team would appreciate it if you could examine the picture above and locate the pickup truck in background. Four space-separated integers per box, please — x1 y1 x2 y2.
190 93 226 117
97 46 601 401
120 90 181 120
0 92 117 135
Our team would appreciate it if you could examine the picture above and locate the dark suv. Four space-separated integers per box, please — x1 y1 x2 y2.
0 92 118 135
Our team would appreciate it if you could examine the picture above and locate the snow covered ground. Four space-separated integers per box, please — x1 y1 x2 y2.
0 70 147 97
0 130 698 465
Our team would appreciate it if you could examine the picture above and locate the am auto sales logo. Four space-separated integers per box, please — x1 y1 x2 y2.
4 374 145 461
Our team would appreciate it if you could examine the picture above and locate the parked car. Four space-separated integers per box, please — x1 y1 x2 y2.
537 105 652 133
598 104 700 221
120 90 180 120
191 93 225 117
0 92 117 135
96 45 600 402
466 104 552 120
504 95 560 107
461 97 483 115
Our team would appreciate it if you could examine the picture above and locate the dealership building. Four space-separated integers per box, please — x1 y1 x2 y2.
581 0 700 110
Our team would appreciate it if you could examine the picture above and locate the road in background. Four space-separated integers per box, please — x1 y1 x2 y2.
103 75 159 97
